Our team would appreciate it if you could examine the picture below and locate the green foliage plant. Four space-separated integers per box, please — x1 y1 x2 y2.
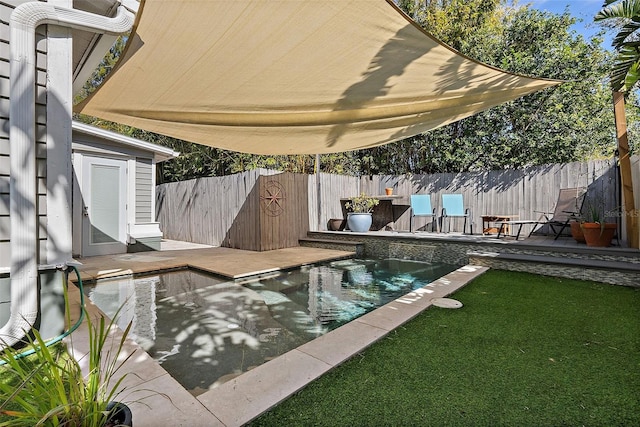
344 193 379 213
580 196 619 242
0 304 133 426
582 172 616 224
584 200 604 224
595 0 640 92
391 2 625 172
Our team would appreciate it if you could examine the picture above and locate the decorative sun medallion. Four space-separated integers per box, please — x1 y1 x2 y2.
260 180 286 217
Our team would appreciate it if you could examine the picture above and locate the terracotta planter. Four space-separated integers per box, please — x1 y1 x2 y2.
580 222 616 247
327 218 346 231
385 187 393 196
569 221 585 243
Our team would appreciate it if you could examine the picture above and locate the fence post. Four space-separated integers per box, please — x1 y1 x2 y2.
613 91 639 248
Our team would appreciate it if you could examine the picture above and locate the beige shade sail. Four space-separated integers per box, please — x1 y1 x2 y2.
76 0 563 155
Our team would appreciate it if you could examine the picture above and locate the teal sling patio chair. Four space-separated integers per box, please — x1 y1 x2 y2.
440 193 472 234
410 194 436 232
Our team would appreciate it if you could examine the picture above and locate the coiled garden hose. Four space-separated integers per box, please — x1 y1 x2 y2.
0 264 85 364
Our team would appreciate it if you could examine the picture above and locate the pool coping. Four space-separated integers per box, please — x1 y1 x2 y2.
67 248 488 426
195 264 488 426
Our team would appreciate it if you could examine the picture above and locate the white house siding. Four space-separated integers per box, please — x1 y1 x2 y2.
135 157 153 223
1 2 25 328
1 2 17 270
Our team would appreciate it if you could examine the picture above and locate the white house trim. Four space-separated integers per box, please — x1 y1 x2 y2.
72 121 179 162
47 0 74 267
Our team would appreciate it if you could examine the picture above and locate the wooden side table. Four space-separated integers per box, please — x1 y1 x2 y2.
340 195 409 231
482 215 519 236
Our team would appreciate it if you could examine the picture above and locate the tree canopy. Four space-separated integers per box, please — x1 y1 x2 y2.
366 2 626 174
76 1 635 182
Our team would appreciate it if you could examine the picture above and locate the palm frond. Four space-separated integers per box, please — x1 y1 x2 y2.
612 20 640 48
595 0 640 20
610 44 640 90
624 60 640 90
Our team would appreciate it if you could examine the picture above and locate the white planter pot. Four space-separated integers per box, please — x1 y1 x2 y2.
347 212 372 232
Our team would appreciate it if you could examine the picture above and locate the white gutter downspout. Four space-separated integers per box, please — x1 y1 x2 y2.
0 3 134 349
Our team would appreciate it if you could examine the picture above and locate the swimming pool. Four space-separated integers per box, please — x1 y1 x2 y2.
85 258 457 396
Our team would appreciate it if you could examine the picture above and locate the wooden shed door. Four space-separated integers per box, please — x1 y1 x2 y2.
81 156 127 256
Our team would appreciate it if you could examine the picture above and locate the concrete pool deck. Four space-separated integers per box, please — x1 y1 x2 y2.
67 242 488 426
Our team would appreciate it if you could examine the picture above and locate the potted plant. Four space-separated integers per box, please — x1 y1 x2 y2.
0 291 134 426
344 193 379 232
580 199 617 247
569 218 586 243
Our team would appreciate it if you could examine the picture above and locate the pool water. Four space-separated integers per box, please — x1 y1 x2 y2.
85 258 457 396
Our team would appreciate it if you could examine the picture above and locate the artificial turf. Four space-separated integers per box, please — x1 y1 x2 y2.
250 270 640 426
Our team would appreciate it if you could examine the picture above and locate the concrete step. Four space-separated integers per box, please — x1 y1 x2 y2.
299 238 364 256
468 251 640 287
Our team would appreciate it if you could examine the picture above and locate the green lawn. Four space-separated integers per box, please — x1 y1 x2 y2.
250 270 640 426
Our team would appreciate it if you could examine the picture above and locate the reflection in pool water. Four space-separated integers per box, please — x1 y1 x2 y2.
85 258 456 396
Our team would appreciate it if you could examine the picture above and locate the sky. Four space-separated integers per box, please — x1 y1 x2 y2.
521 0 613 48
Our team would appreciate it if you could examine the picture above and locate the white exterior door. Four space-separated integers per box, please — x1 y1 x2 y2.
81 156 127 256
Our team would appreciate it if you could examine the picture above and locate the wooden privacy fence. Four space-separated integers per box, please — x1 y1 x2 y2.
311 159 623 236
157 158 631 247
156 168 275 247
156 169 308 250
